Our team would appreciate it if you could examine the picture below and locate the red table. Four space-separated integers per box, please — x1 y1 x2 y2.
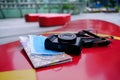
1 19 120 80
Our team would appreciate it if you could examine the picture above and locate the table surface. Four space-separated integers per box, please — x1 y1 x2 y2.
1 19 120 80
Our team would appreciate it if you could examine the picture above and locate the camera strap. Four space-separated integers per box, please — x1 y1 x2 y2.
76 30 113 48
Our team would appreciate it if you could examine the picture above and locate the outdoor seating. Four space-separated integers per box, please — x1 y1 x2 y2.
38 13 71 27
24 13 71 27
25 14 41 22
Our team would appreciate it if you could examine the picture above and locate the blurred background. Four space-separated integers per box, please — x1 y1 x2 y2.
0 0 120 18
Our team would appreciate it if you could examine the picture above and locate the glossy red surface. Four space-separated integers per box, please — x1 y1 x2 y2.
54 19 120 37
0 41 33 71
1 19 120 80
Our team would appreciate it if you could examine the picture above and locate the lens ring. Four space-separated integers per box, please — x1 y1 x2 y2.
58 33 76 43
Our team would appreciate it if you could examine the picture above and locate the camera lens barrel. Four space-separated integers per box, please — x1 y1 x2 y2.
58 33 77 44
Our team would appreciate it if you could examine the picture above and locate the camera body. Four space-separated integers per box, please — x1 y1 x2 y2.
45 30 112 55
45 33 82 55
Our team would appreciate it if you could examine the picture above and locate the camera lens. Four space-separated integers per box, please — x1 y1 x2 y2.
58 33 76 44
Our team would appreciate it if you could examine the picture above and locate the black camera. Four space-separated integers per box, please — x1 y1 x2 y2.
45 30 112 55
45 33 82 55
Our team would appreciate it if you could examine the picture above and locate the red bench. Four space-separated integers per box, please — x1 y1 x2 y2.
25 14 41 22
24 13 71 27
